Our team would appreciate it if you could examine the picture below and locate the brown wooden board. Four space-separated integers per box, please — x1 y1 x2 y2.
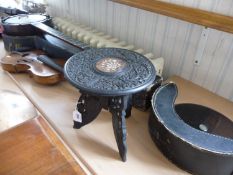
112 0 233 34
0 116 86 175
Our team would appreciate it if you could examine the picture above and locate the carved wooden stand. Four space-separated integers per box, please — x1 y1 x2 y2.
73 93 131 161
64 48 156 161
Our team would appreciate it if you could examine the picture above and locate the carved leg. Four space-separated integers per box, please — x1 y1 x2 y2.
73 93 102 129
109 96 129 162
125 95 132 118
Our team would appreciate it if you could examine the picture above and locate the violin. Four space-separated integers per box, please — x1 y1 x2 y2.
1 14 88 85
0 51 64 85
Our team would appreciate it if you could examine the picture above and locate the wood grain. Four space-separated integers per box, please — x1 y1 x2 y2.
0 116 86 175
112 0 233 34
0 51 64 85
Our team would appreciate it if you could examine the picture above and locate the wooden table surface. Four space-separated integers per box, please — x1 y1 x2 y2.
0 116 86 175
0 41 88 175
1 40 233 175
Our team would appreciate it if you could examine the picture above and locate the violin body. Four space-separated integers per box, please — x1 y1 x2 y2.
1 51 64 85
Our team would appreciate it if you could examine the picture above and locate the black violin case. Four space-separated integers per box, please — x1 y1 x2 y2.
149 83 233 175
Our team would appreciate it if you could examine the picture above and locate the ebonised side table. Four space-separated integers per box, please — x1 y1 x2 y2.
64 48 156 161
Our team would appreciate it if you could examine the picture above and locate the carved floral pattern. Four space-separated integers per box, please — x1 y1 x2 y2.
65 48 156 95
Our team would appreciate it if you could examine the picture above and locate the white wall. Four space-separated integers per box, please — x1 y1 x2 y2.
46 0 233 101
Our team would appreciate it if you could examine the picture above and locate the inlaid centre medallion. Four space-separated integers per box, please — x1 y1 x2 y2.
95 57 126 73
